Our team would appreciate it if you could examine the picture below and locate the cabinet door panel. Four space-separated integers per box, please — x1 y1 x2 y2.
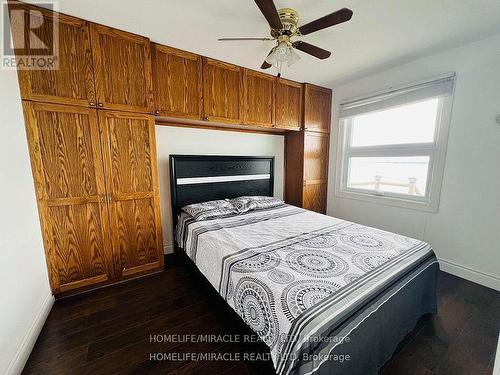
91 24 153 113
304 84 332 132
303 183 327 214
284 131 304 207
99 111 163 277
244 70 274 127
152 44 202 119
203 58 243 124
275 79 302 130
11 4 95 107
23 102 113 293
304 131 329 183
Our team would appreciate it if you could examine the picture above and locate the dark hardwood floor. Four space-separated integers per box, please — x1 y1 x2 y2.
23 255 499 375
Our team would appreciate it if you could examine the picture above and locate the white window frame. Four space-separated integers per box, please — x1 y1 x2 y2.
334 74 455 212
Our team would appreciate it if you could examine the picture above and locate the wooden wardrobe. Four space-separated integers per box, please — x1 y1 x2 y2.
285 84 332 214
13 4 164 296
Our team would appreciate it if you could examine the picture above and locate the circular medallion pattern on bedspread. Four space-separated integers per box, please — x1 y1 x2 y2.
234 277 279 348
281 280 341 321
298 234 338 248
232 251 280 273
267 269 295 284
340 233 395 251
352 252 394 272
286 249 348 278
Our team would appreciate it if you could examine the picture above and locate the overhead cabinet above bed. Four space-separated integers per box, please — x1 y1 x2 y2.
151 43 203 119
11 2 326 133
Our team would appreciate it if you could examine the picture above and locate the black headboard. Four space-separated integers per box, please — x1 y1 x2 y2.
169 155 275 224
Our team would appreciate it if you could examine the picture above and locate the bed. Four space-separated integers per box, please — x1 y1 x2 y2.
170 155 439 375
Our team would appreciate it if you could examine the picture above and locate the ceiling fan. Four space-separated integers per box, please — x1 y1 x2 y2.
218 0 353 72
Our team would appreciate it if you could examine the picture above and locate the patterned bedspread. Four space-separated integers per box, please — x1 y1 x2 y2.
176 204 438 374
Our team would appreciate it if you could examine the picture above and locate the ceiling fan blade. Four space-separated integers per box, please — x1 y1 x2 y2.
261 49 274 69
218 37 275 41
254 0 282 30
261 60 272 69
292 41 331 59
298 8 353 35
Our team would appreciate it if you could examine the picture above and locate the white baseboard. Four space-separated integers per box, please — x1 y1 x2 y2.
163 243 174 254
6 292 54 375
438 258 500 291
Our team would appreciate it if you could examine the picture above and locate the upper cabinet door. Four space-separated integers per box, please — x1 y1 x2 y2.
304 84 332 133
11 4 96 107
275 78 302 130
244 70 275 127
151 43 202 119
90 24 154 113
22 102 114 293
99 111 164 278
202 58 244 124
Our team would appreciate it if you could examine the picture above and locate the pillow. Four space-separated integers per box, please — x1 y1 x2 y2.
230 196 284 213
181 199 238 221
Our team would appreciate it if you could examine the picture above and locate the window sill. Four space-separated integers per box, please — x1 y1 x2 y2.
334 188 439 213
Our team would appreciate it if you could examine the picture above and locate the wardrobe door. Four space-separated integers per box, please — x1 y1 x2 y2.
91 24 154 113
11 3 96 107
202 58 244 124
302 131 329 214
244 69 275 127
22 102 113 294
303 183 327 214
275 78 302 130
303 131 329 184
304 84 332 133
151 43 203 119
99 111 164 278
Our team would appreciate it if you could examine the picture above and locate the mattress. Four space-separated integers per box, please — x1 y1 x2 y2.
176 204 438 374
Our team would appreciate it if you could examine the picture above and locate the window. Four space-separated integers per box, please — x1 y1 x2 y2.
336 74 455 211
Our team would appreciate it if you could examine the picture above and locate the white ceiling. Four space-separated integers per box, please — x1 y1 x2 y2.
30 0 500 88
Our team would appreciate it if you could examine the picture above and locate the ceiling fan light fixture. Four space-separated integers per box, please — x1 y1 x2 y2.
265 41 300 67
287 48 300 67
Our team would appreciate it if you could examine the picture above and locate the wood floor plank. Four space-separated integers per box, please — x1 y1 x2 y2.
23 257 500 375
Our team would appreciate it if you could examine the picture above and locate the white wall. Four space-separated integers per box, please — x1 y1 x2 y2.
0 70 53 372
328 33 500 290
155 126 285 253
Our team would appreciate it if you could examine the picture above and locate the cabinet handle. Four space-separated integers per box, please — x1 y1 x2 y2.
155 110 160 115
89 101 95 107
98 102 103 107
108 195 112 203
